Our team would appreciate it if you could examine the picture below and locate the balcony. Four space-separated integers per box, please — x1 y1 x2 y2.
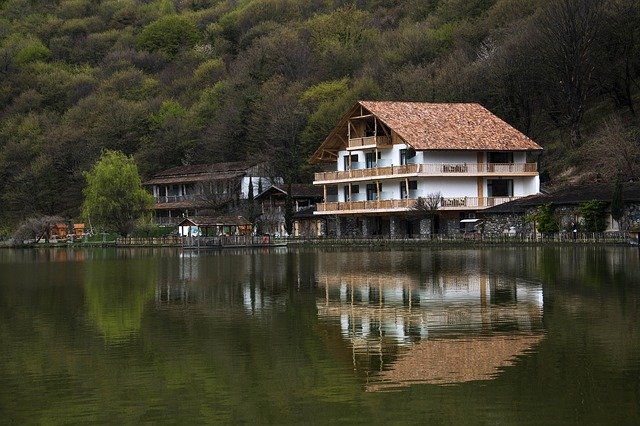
347 135 392 150
154 194 208 204
153 193 239 207
314 163 537 183
315 164 419 182
315 196 521 214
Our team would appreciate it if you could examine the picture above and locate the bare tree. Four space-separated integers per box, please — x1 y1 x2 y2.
595 0 640 116
195 177 243 214
13 216 65 244
410 192 441 235
537 0 603 146
590 116 640 181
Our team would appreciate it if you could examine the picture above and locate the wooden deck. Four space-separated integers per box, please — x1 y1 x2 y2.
182 235 286 249
314 163 537 183
316 196 520 213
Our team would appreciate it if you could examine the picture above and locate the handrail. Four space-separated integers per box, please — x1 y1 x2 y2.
314 163 537 182
316 196 521 212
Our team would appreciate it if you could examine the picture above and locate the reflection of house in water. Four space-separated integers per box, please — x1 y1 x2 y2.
315 252 544 388
154 248 310 315
367 334 544 391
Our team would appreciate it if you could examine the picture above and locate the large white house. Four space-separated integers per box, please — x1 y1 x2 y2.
310 101 543 236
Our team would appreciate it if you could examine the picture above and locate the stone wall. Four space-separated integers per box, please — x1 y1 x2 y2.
623 203 640 230
483 202 640 235
439 219 460 235
313 202 640 238
482 213 534 236
340 216 363 237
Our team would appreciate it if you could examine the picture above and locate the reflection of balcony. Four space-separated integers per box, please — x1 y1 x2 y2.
347 135 392 150
314 163 538 183
316 196 522 213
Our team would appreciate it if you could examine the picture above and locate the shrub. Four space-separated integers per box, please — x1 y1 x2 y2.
527 203 559 234
579 200 606 232
137 15 200 57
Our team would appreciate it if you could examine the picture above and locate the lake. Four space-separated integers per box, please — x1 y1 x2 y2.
1 246 639 424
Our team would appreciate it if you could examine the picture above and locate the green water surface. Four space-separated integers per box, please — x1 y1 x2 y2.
0 246 638 424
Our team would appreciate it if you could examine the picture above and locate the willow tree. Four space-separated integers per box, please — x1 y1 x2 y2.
82 150 153 236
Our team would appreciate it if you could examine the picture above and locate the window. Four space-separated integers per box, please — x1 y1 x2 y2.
487 152 513 164
366 183 377 201
487 179 513 197
343 185 360 201
400 181 418 199
365 152 376 168
343 154 358 170
400 148 416 165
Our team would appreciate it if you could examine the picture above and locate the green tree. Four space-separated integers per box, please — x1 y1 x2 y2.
81 150 153 236
579 200 606 232
137 15 200 58
528 203 560 234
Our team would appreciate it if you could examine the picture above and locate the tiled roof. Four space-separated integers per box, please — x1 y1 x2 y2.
274 184 324 198
360 101 542 151
144 161 259 185
310 101 541 163
255 184 323 200
483 182 640 214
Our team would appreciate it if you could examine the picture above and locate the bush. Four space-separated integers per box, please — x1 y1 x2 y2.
579 200 606 232
527 203 559 234
137 15 200 57
131 224 175 238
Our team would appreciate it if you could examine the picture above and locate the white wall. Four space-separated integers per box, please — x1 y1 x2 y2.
424 151 477 164
419 178 478 197
335 148 533 171
331 147 540 201
241 176 279 199
480 176 540 197
513 152 526 163
337 144 413 170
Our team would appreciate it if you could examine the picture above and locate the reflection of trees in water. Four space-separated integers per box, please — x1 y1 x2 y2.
155 249 318 314
83 255 157 341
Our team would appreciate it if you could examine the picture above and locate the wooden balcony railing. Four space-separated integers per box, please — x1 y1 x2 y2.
154 194 208 203
314 163 537 182
153 193 240 205
316 196 521 213
347 135 392 150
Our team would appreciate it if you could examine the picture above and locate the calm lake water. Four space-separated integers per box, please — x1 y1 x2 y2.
0 246 639 424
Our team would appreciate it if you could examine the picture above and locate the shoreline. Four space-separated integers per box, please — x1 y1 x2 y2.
1 236 634 249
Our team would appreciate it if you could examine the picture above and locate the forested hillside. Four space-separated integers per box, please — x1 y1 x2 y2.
0 0 638 226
